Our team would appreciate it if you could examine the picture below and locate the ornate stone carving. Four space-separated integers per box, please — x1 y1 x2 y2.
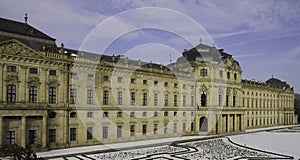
47 78 60 87
5 74 20 84
27 76 41 86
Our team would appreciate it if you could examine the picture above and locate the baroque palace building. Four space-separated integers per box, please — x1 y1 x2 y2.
0 17 297 151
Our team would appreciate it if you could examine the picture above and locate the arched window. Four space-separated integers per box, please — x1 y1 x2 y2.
70 112 77 118
49 112 56 118
200 117 208 132
201 91 207 107
200 68 207 77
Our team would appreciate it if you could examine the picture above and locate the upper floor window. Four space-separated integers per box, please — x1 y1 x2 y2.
103 90 109 105
142 111 147 117
219 70 223 78
182 95 186 106
131 78 136 84
117 111 122 117
49 70 56 76
117 91 122 105
234 73 237 80
143 93 147 106
48 112 56 118
191 85 194 90
154 81 158 85
164 111 168 117
143 80 147 85
117 77 123 83
164 94 168 106
70 112 77 118
7 85 16 103
183 84 186 89
130 112 135 117
87 112 93 118
87 74 94 80
49 87 56 103
7 66 16 72
87 89 93 104
70 72 77 78
130 92 135 105
201 91 207 107
103 75 109 81
29 68 38 74
154 111 158 117
29 86 37 103
200 68 207 77
70 89 76 104
227 72 230 79
154 93 158 106
103 112 108 117
174 83 178 88
164 82 168 87
174 95 178 106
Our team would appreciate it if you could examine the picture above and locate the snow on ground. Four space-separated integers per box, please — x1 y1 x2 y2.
229 130 300 159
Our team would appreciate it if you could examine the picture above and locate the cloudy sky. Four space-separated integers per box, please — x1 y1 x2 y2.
1 0 300 93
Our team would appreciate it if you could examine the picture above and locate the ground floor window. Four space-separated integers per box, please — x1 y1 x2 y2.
48 129 56 143
70 128 76 141
103 126 108 139
28 130 36 144
87 127 93 140
6 131 15 144
117 126 122 138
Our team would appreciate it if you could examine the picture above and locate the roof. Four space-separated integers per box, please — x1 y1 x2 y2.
0 17 55 40
266 78 291 89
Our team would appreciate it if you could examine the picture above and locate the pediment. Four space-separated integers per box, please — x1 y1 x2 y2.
0 39 45 59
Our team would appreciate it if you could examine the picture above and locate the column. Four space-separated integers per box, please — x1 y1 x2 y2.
218 115 222 134
0 116 2 146
42 116 47 148
20 116 26 148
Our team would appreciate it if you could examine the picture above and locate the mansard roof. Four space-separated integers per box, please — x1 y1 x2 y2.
266 78 291 89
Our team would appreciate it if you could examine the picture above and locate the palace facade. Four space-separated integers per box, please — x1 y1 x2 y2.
0 17 297 151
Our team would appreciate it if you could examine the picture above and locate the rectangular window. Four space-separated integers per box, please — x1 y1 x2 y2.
117 112 122 117
103 126 108 139
191 96 194 106
164 123 168 134
117 91 122 105
143 93 147 106
154 124 158 134
183 95 186 106
219 70 223 78
70 72 77 78
87 89 93 104
130 92 135 105
154 81 158 85
183 123 186 132
164 82 168 87
29 68 38 74
7 85 16 103
233 95 236 107
7 66 16 72
142 124 147 135
70 128 76 141
143 80 147 85
87 127 93 140
200 69 207 77
103 76 109 81
164 94 168 106
70 89 76 104
117 77 123 83
49 70 56 76
6 131 15 144
48 129 56 143
130 125 135 136
226 94 229 107
191 85 194 90
173 123 177 133
219 93 222 107
183 84 186 89
49 87 56 103
174 83 178 88
131 78 136 84
174 95 177 106
28 130 36 144
154 93 158 106
103 90 109 105
28 86 37 103
117 126 122 138
87 74 94 80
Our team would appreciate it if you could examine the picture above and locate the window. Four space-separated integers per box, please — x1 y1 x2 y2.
103 76 109 81
28 130 36 144
174 112 177 116
103 90 109 105
117 77 123 83
191 96 194 106
142 111 147 117
200 68 207 77
164 123 168 134
142 124 147 135
183 123 186 132
183 112 186 116
70 89 76 104
191 85 194 90
183 84 186 89
29 86 37 103
48 129 56 143
191 122 194 131
131 78 136 84
154 111 158 117
233 95 236 107
49 87 56 103
226 94 229 107
130 112 135 117
191 111 194 117
70 128 76 141
174 83 178 88
154 81 158 85
49 112 56 118
201 91 207 107
70 112 77 118
154 124 158 134
117 112 122 117
173 123 177 133
143 80 147 85
49 70 56 76
164 82 168 87
70 72 77 78
154 93 158 106
174 95 177 106
7 85 16 103
103 112 108 117
143 93 147 106
7 66 16 72
117 126 122 138
219 93 222 107
6 131 15 144
117 91 122 105
130 92 135 105
219 70 223 78
183 95 186 106
87 127 93 140
29 68 38 74
87 112 93 118
87 74 94 80
164 111 168 117
87 89 93 104
164 94 168 106
130 125 135 136
234 73 237 80
103 126 108 139
227 72 230 79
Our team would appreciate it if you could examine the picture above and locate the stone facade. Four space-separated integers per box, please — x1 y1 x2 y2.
0 17 297 151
